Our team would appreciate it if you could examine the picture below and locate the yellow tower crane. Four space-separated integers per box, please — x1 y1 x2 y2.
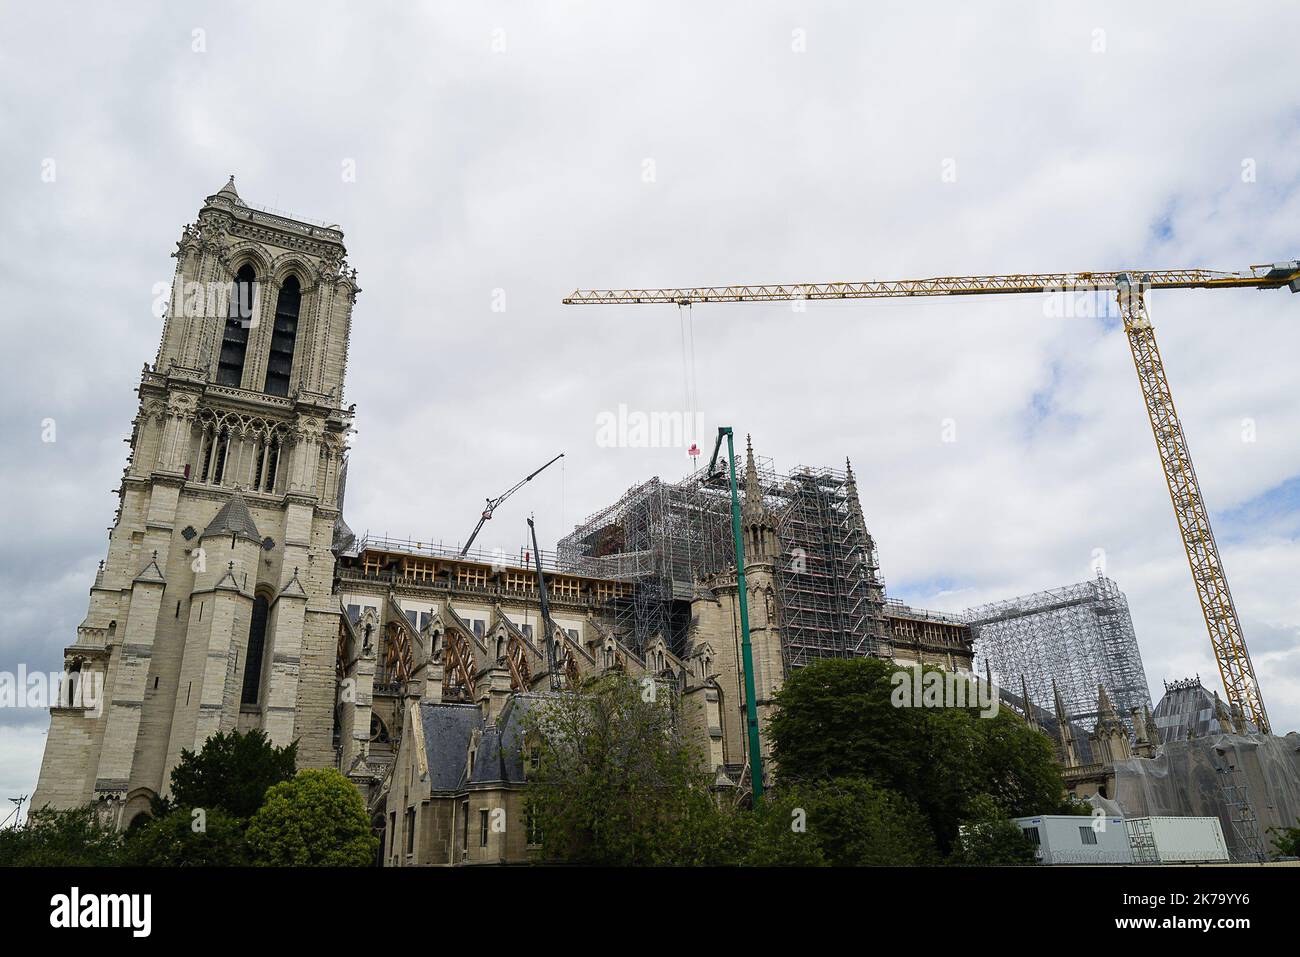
565 261 1300 734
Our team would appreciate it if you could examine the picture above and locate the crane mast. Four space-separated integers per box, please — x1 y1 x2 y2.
1118 282 1269 733
565 261 1300 735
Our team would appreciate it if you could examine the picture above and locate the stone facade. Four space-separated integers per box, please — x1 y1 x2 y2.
31 179 359 827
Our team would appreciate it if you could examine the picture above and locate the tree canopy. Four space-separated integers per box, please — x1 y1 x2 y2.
769 656 1065 855
125 806 250 867
523 674 716 865
245 768 377 867
0 805 124 867
168 728 297 819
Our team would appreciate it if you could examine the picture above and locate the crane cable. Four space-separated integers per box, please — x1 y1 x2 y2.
678 302 700 462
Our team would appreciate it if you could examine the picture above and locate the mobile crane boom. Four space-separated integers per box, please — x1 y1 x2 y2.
460 452 564 556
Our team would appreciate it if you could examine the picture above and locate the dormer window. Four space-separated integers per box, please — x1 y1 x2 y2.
217 264 256 387
264 275 301 396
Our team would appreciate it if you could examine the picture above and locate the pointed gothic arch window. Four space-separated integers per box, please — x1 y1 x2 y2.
264 275 301 396
241 593 270 704
217 264 257 387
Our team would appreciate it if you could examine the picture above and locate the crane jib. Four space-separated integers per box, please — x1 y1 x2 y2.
562 262 1300 304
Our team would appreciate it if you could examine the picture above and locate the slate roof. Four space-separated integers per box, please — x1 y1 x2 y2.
202 491 263 544
417 694 553 791
469 695 546 786
419 703 483 791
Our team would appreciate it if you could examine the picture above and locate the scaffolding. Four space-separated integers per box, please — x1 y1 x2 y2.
557 472 735 655
557 455 889 666
1215 761 1268 863
772 465 889 669
965 574 1152 732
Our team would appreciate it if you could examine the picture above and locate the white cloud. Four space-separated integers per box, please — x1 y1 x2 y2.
1 3 1297 812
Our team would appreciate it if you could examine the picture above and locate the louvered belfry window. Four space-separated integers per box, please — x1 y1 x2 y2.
217 264 257 386
263 275 301 396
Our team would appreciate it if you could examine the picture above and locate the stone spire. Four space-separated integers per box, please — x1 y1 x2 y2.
741 435 763 520
740 435 777 562
1144 704 1161 747
216 175 240 201
1095 683 1125 734
1132 706 1156 758
1053 679 1079 767
1212 690 1234 732
844 458 866 530
1090 684 1133 763
1020 673 1039 731
843 456 885 616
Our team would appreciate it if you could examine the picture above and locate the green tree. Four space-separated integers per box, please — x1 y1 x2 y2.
245 768 377 866
169 728 297 819
523 674 715 866
767 778 939 866
768 657 1065 853
124 806 249 866
1269 824 1300 858
717 798 827 866
970 708 1066 817
0 805 124 866
948 794 1038 866
769 657 922 785
1057 795 1095 816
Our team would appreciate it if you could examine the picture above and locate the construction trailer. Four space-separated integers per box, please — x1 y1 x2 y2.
557 454 889 665
1125 816 1230 865
965 574 1152 733
1011 815 1133 865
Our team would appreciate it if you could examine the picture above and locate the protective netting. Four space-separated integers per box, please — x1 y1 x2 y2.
1090 732 1300 861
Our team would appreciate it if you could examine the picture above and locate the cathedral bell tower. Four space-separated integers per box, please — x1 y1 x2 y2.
31 178 360 827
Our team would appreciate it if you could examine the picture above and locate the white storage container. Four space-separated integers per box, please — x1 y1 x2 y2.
1012 815 1133 865
1126 816 1229 864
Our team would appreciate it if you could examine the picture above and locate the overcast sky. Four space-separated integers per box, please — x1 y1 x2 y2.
3 2 1299 808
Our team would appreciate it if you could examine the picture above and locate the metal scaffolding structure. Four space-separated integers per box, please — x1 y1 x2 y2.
557 470 735 655
773 465 889 669
557 454 889 666
965 574 1152 732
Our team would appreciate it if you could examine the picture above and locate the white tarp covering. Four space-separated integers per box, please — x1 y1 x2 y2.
1091 732 1300 861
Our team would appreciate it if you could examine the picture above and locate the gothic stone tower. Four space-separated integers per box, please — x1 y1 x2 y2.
690 436 784 771
31 178 360 826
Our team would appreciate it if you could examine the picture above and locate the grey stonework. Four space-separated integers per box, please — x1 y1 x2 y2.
31 179 359 827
